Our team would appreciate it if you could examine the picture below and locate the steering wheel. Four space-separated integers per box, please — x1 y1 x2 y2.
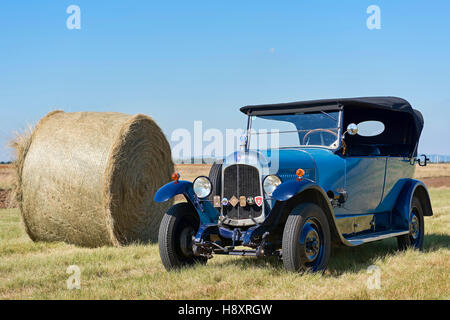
302 129 338 146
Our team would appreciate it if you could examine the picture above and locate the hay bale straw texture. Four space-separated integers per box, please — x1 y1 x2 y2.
12 111 174 247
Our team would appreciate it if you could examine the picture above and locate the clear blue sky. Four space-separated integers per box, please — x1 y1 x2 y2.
1 0 449 161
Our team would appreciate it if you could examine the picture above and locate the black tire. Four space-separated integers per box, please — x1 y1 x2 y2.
397 197 425 251
208 162 222 202
282 203 331 273
158 203 207 271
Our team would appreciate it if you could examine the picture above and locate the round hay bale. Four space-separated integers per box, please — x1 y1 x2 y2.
12 111 174 247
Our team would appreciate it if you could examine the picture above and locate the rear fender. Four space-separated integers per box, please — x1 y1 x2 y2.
393 179 433 230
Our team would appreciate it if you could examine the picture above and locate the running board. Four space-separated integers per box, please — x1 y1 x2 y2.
346 230 409 246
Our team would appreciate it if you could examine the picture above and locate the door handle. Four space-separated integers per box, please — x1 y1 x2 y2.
409 155 430 166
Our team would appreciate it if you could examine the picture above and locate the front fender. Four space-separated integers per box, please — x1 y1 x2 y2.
154 180 192 203
272 179 317 201
271 178 354 246
393 179 433 230
154 181 219 225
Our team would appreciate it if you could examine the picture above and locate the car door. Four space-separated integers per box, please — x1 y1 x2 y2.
343 156 387 213
377 157 415 211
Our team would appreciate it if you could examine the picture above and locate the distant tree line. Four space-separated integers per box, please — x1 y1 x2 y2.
174 157 217 164
173 155 450 165
428 155 450 163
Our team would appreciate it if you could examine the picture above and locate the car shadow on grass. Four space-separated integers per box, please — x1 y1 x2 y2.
423 233 450 251
326 240 398 276
213 234 450 277
327 233 450 275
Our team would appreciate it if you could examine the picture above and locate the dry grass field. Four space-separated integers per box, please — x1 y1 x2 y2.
0 163 449 300
175 164 212 182
178 163 450 184
0 165 15 209
415 163 450 179
0 165 14 191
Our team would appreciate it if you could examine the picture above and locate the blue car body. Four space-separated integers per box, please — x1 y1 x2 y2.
155 97 433 261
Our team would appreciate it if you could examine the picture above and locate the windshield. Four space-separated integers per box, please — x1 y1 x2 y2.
247 111 341 150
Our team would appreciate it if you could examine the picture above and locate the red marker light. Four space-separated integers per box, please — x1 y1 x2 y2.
172 172 180 184
296 169 305 181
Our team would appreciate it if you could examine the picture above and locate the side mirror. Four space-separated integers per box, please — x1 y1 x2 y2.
340 123 358 156
346 123 358 136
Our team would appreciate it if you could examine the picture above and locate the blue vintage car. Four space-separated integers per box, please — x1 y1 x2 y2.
155 97 433 273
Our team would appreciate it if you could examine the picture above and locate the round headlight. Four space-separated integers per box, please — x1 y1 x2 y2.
193 176 212 199
263 175 282 196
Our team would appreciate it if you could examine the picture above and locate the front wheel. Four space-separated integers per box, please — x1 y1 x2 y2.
282 203 331 273
158 203 207 271
397 197 425 251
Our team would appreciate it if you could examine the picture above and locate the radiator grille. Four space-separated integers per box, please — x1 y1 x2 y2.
222 164 262 220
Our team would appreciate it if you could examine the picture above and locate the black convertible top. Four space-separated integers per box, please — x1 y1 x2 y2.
241 96 424 143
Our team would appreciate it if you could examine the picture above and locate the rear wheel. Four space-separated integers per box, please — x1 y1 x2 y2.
282 203 331 273
397 197 425 251
158 203 207 271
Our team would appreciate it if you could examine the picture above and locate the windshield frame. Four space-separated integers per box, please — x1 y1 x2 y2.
245 109 343 152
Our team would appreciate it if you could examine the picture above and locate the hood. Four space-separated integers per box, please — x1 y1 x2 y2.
224 148 319 182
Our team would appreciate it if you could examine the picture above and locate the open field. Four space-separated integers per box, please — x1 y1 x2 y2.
0 188 448 300
1 163 449 190
175 162 450 182
1 163 449 207
0 161 449 299
174 163 450 188
0 165 14 191
0 166 15 209
175 164 212 182
415 163 450 179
